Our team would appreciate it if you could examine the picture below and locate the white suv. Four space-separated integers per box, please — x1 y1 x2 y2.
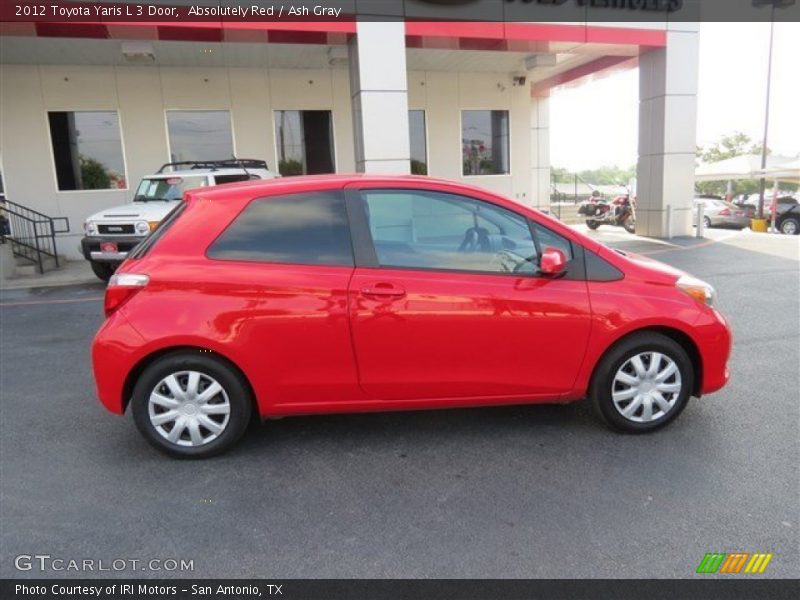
81 159 278 280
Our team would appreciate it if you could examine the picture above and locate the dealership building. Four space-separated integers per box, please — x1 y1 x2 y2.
0 14 700 259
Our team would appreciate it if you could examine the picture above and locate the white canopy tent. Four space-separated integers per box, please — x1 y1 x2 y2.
695 154 797 182
762 159 800 184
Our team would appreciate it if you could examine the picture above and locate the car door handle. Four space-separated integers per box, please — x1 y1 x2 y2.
360 283 406 299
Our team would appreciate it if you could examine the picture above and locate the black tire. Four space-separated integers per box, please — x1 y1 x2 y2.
131 352 253 458
623 216 636 234
779 217 799 236
703 216 712 229
90 261 116 282
590 332 694 433
586 220 600 230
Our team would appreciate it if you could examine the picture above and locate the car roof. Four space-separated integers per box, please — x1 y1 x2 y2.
190 173 488 201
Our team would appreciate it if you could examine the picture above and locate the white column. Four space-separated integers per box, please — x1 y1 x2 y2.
636 27 700 238
348 20 410 174
530 95 551 211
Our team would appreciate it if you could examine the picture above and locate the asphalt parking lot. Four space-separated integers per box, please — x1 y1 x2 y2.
1 229 798 579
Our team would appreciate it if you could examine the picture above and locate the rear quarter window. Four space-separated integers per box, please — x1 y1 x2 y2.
207 190 353 266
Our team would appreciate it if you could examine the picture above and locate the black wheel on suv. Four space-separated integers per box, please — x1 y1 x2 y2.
131 352 253 458
90 261 116 282
590 332 694 433
780 216 799 235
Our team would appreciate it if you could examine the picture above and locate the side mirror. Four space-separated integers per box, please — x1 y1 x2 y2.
540 247 567 276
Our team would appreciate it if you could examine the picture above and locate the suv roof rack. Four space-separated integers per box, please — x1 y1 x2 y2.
156 159 269 174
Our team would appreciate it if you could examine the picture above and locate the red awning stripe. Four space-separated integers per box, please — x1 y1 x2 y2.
8 19 665 49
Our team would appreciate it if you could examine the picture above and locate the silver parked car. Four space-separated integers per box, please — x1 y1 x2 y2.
693 198 750 229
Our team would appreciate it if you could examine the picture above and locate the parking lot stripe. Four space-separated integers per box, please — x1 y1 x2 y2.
0 296 103 308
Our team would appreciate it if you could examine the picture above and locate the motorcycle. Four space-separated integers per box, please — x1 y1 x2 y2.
578 194 636 234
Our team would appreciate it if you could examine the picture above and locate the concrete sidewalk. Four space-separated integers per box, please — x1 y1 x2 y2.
0 253 99 290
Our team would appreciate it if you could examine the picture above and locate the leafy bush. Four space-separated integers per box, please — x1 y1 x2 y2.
279 159 304 177
80 156 111 189
411 160 428 175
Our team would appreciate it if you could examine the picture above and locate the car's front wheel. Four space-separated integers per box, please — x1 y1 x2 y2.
590 332 694 433
131 352 253 458
90 261 116 282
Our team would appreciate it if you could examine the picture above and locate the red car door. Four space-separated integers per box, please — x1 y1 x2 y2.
346 186 592 402
202 189 364 407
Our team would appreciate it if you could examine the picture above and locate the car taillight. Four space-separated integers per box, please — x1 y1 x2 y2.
719 208 731 216
104 273 149 317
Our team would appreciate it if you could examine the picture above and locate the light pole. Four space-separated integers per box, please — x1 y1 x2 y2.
752 0 795 223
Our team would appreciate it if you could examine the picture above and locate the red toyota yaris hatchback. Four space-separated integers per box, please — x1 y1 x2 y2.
92 175 731 457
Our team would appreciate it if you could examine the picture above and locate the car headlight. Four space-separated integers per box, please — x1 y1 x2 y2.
84 221 98 236
676 275 717 307
135 221 150 235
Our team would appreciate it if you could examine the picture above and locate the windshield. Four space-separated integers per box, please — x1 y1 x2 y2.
133 176 208 202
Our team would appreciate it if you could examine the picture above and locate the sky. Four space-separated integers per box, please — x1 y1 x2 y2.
549 22 800 172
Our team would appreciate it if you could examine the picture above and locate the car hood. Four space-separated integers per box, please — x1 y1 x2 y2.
86 200 180 222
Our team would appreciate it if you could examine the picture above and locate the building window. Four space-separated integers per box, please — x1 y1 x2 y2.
48 111 126 191
166 110 233 163
461 110 510 176
207 191 353 266
274 110 335 177
409 110 428 175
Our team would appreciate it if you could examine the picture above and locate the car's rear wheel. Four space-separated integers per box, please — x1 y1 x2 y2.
131 352 252 458
586 220 600 230
780 217 799 235
90 261 116 282
590 332 693 433
703 216 712 229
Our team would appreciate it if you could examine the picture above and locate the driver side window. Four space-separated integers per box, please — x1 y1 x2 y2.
360 190 537 275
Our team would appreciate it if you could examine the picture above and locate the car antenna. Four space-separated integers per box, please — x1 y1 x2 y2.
233 156 250 179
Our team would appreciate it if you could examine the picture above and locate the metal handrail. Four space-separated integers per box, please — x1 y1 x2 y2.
0 197 70 275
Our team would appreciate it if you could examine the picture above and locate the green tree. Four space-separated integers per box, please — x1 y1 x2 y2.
577 165 636 186
550 165 635 186
697 131 764 165
79 156 111 190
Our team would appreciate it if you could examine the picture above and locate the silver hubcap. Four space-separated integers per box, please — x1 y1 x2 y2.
148 371 230 447
612 352 682 423
783 221 797 235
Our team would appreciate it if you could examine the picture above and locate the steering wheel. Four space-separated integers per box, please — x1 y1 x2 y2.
491 250 537 274
458 226 490 253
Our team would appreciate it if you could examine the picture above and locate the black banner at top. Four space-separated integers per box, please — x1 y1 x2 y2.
1 0 799 23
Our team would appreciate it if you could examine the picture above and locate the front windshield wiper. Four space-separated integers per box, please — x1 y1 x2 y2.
134 196 171 202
